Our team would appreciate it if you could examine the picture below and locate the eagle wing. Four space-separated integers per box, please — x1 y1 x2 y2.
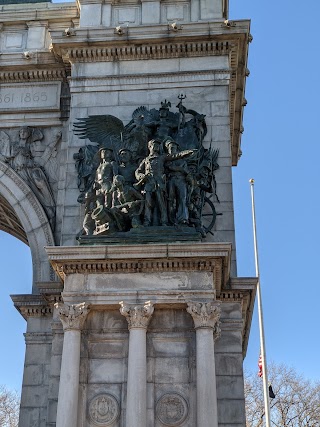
73 115 125 149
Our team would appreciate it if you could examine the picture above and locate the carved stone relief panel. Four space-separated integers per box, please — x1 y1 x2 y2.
0 126 62 230
156 393 189 426
112 6 141 26
88 393 120 426
161 2 190 23
1 29 27 52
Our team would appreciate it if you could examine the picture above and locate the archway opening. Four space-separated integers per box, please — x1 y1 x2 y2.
0 194 28 246
0 230 32 395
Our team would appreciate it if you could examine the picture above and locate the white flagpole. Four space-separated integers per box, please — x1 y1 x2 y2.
249 178 271 427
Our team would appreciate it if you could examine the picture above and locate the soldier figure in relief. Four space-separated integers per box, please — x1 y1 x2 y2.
135 138 195 227
94 148 118 208
165 138 190 225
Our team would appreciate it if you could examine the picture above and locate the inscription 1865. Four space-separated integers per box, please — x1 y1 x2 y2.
0 83 61 111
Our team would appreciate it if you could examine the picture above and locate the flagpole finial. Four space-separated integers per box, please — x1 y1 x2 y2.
249 178 255 184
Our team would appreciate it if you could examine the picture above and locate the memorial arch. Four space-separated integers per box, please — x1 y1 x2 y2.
0 0 257 426
0 160 55 289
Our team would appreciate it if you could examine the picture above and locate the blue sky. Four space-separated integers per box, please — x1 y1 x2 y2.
1 0 320 392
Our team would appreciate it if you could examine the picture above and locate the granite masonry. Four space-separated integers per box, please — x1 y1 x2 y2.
0 0 256 426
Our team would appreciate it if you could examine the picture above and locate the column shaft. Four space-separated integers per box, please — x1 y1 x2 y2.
126 328 147 427
120 301 154 427
187 301 221 427
54 302 89 427
196 328 218 427
56 329 81 427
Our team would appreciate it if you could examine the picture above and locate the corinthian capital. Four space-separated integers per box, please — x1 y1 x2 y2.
119 301 154 329
54 302 90 331
187 302 221 336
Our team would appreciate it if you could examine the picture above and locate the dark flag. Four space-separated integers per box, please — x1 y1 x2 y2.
269 384 275 399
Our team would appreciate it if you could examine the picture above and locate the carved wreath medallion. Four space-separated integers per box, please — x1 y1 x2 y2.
88 393 120 426
156 393 189 426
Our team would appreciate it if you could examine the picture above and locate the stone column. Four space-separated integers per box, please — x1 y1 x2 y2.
54 302 90 427
187 302 221 427
120 301 154 427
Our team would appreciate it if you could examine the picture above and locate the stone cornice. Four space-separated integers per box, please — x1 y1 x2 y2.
50 21 250 59
0 50 69 83
228 277 257 357
11 294 53 320
45 242 232 292
11 282 63 319
60 40 230 63
0 68 68 83
53 20 249 40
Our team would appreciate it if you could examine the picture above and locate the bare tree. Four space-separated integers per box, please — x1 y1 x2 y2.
0 385 19 427
245 363 320 427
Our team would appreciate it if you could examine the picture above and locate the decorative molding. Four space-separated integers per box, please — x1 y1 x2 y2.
119 301 154 329
88 393 120 426
156 393 189 426
69 69 231 91
58 258 215 273
46 243 231 291
11 294 53 320
24 332 53 345
54 302 90 331
187 301 221 337
0 68 68 83
60 40 230 63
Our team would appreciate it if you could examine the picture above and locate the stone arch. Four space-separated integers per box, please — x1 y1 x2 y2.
0 160 55 292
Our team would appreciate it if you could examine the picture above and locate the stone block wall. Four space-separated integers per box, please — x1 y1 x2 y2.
43 304 245 427
19 317 53 427
61 54 237 276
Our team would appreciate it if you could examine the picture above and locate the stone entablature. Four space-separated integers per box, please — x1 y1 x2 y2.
46 242 231 289
45 242 256 354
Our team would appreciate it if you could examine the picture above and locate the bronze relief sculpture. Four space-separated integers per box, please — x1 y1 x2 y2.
73 97 219 243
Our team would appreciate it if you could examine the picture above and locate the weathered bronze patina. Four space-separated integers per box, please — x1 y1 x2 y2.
73 97 219 243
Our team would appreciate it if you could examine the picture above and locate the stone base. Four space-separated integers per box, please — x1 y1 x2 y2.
78 225 202 245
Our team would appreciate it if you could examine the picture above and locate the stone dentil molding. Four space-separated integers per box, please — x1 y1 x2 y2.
54 302 90 331
187 301 221 338
119 301 154 329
